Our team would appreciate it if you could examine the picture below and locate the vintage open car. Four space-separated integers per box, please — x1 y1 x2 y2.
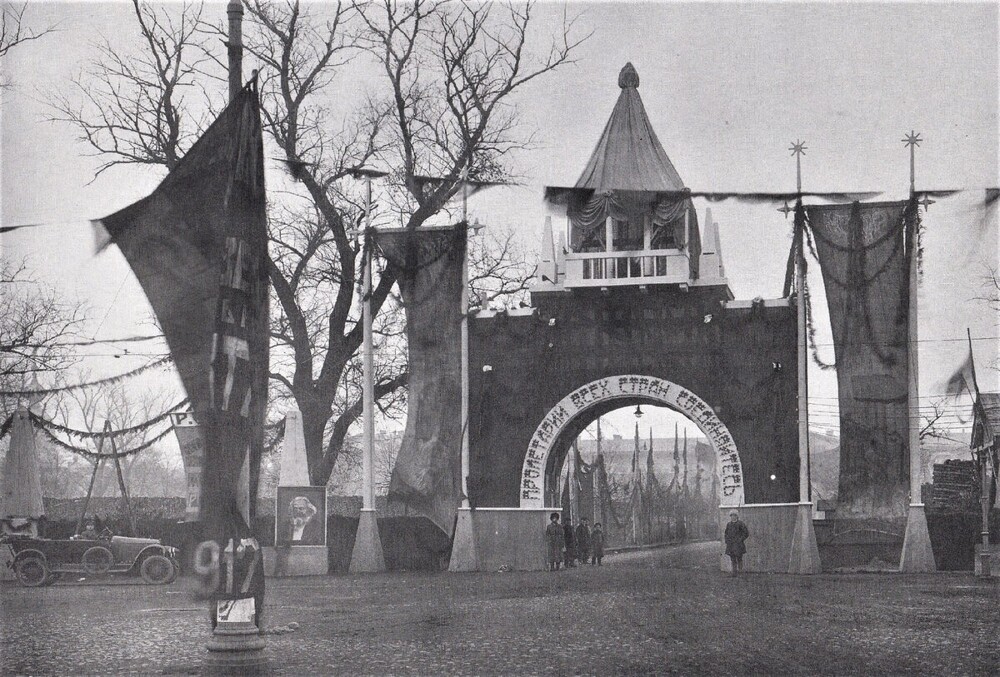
3 531 180 587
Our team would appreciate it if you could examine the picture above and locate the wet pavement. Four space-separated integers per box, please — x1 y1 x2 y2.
3 541 999 675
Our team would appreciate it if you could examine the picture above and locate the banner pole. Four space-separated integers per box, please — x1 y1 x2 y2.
787 139 821 574
900 130 935 572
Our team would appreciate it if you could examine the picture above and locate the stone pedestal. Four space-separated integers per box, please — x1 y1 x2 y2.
448 507 479 572
266 409 328 577
974 544 999 577
787 502 822 574
349 509 386 573
204 621 267 675
263 545 328 577
899 503 936 572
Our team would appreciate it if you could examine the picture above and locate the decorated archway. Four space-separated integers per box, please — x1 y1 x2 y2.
519 375 744 509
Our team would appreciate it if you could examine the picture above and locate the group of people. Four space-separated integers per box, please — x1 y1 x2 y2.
545 513 604 571
545 509 751 576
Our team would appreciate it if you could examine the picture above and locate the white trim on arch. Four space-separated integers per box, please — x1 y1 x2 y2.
519 375 744 509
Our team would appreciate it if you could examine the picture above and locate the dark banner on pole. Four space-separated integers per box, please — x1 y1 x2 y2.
805 200 912 519
98 80 268 621
373 226 466 536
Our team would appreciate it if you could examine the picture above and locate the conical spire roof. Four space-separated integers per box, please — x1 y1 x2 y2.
574 63 686 193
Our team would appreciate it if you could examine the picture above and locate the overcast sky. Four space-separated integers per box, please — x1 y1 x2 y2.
2 1 997 447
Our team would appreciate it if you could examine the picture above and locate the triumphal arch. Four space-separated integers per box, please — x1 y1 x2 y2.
452 64 820 573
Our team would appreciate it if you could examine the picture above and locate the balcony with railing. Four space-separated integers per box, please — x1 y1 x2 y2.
563 248 690 288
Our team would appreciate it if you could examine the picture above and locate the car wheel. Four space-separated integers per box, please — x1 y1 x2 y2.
82 546 114 575
15 555 49 587
140 554 175 584
165 561 179 584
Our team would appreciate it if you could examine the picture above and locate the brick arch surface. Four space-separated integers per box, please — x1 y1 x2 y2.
466 287 800 509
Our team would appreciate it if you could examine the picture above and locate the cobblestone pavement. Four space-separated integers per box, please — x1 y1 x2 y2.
3 542 999 675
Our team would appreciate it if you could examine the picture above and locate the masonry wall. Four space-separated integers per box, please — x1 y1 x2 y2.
468 286 799 508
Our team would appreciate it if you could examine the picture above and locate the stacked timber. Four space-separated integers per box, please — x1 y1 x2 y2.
928 460 979 513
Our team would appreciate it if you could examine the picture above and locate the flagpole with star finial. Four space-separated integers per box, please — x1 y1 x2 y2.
789 139 811 505
787 139 821 574
900 129 936 572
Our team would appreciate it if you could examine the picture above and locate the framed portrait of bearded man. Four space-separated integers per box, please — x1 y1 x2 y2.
275 486 327 547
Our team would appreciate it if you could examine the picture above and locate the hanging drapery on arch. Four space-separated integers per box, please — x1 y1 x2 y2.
805 199 916 519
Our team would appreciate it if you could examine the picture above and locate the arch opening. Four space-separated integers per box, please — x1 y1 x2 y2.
520 375 744 509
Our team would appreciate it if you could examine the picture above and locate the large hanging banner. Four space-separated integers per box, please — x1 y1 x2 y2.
98 81 268 623
373 225 466 536
806 200 913 519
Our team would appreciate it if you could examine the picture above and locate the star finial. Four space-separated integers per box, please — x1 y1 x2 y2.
918 194 935 212
778 201 794 219
789 140 808 157
902 130 922 148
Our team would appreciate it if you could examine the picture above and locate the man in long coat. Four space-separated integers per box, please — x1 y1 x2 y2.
545 512 565 571
575 517 592 564
724 510 750 576
563 517 576 567
591 522 605 565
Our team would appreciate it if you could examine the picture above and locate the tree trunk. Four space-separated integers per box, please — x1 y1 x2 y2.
300 403 330 486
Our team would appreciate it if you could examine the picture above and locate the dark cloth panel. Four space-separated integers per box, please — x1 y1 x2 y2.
101 83 269 558
375 227 467 536
806 201 911 518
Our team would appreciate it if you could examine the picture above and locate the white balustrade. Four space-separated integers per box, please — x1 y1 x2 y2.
563 248 689 288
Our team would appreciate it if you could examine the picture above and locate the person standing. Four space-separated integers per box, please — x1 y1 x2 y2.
545 512 565 571
724 510 750 576
575 517 591 565
591 522 605 565
563 517 576 567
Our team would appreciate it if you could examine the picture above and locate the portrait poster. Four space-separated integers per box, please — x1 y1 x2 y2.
275 486 327 547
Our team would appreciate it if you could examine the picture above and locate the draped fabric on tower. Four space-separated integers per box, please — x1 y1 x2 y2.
805 200 916 519
373 226 467 536
98 80 269 620
566 190 694 254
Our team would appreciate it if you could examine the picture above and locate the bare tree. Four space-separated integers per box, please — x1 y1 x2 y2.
978 266 1000 372
0 2 56 87
50 0 584 487
47 0 216 175
0 256 86 418
44 378 179 498
919 398 958 443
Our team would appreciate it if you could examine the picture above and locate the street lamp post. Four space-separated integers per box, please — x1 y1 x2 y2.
350 170 387 573
449 163 481 572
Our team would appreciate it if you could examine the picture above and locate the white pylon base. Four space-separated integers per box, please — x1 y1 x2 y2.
349 509 386 573
448 507 479 572
899 503 936 572
787 502 822 574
